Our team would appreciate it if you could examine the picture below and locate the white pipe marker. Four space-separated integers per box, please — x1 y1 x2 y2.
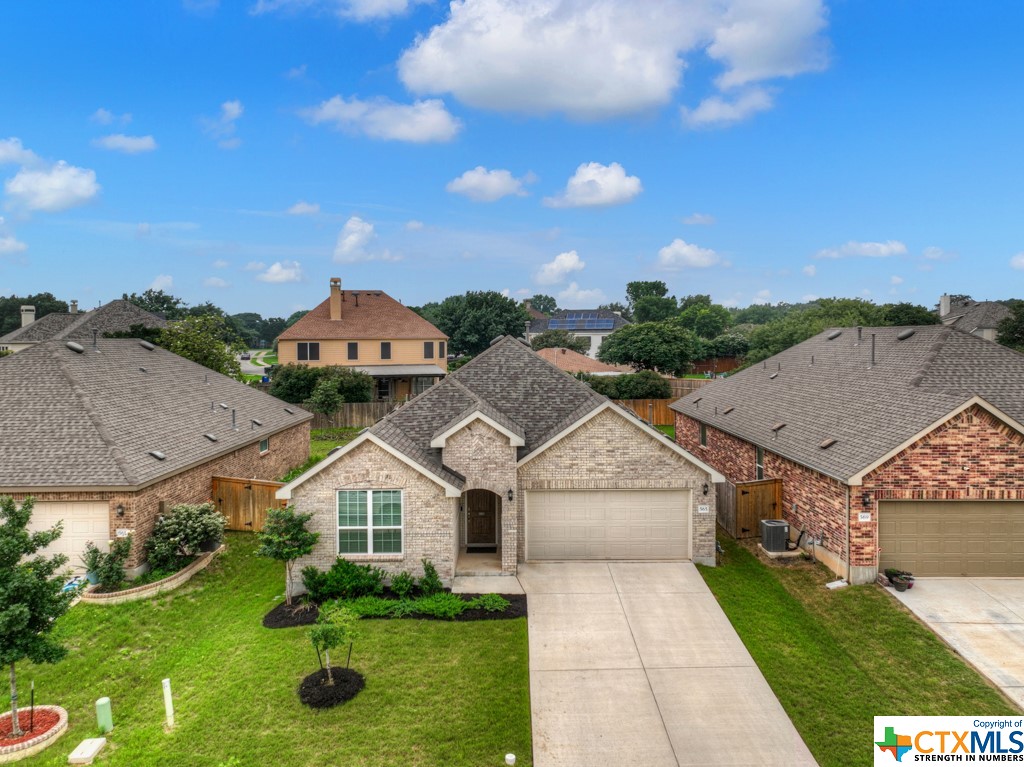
162 678 174 729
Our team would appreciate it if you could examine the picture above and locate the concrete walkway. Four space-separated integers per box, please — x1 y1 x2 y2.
892 578 1024 710
518 562 816 767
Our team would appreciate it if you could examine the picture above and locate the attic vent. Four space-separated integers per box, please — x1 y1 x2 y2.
148 450 166 460
769 372 779 380
139 367 147 373
819 438 837 449
897 329 916 341
66 342 85 354
139 340 156 351
489 335 504 346
771 422 786 432
284 407 295 414
827 330 842 340
693 397 702 407
723 406 735 415
219 403 229 409
204 433 218 442
251 419 263 429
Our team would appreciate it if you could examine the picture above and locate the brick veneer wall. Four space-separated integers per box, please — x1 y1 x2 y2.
6 422 310 567
289 439 457 594
442 420 519 573
521 407 716 565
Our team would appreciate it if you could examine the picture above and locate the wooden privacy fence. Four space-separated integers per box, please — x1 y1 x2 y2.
666 378 712 399
717 478 783 539
310 401 401 429
613 399 676 427
213 476 287 533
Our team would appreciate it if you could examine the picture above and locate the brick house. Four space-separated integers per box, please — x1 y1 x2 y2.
526 309 630 359
0 338 312 572
278 336 722 589
0 298 167 354
276 277 448 401
671 325 1024 583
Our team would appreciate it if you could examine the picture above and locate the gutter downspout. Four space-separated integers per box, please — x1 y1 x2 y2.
845 485 852 582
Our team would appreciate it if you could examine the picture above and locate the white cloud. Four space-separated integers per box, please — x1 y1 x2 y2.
150 274 174 291
535 250 585 285
0 235 27 254
543 162 641 208
446 166 530 202
0 138 40 166
816 240 907 259
681 87 774 128
285 64 307 79
922 245 955 262
398 0 828 123
251 0 427 21
558 282 605 306
203 100 244 149
204 276 230 288
287 200 320 215
213 259 229 268
92 134 158 154
244 260 267 271
755 289 772 301
890 275 904 285
404 219 424 231
333 215 400 263
802 294 818 302
683 212 715 225
4 161 100 212
656 238 720 270
257 260 303 283
802 264 816 277
136 222 151 238
1011 253 1024 271
90 108 131 126
302 95 461 143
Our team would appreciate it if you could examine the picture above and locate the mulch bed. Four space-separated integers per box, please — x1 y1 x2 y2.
298 668 365 709
263 600 320 628
0 708 60 746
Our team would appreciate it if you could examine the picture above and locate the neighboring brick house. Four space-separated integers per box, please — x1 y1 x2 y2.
671 325 1024 584
0 338 312 572
276 277 448 401
0 298 167 353
938 293 1011 342
535 346 632 376
526 309 630 358
278 336 722 590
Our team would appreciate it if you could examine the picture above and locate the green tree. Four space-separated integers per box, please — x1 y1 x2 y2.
530 329 590 354
103 323 164 343
284 310 310 329
677 304 732 338
122 289 188 320
0 497 77 737
309 604 360 685
159 314 245 380
257 506 321 606
305 377 344 423
633 295 678 323
745 298 885 364
598 322 701 375
431 291 529 356
625 281 669 312
586 370 671 399
997 300 1024 352
598 301 632 321
731 302 794 325
528 294 557 314
705 333 750 358
0 292 68 336
678 294 712 312
269 364 323 404
880 302 939 326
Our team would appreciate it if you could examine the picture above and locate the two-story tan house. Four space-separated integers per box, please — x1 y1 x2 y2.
276 278 448 400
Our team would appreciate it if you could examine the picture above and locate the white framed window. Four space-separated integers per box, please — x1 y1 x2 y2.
337 490 403 554
259 437 270 453
755 446 764 480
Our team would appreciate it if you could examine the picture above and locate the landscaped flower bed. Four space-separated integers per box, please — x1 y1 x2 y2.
80 545 224 605
0 706 68 763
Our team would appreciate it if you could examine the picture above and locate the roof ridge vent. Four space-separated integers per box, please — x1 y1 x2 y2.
139 340 156 351
284 407 295 414
723 406 735 415
827 330 842 340
148 450 166 460
819 438 837 449
769 372 779 380
897 329 916 341
66 341 85 354
204 433 218 442
771 422 786 432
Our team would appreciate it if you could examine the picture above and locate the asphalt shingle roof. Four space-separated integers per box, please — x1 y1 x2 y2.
536 346 632 374
277 291 446 341
0 339 311 489
0 300 166 344
670 325 1024 481
943 300 1011 333
368 336 607 488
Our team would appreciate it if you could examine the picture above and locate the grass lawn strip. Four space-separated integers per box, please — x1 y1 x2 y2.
699 535 1017 767
6 533 532 767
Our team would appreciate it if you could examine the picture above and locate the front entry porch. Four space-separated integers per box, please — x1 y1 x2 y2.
456 488 515 577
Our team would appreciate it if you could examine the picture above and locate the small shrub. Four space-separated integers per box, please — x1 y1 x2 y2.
302 566 330 603
413 592 468 620
390 571 415 599
145 502 226 572
469 593 510 613
304 559 385 602
419 559 443 596
256 506 320 606
343 596 399 618
388 599 418 618
84 536 132 591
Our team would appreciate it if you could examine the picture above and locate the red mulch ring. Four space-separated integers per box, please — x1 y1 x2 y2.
0 708 60 746
298 668 365 708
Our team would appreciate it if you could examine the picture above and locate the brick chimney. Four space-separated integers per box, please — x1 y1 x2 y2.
70 300 78 314
20 305 35 327
939 293 951 318
329 277 342 320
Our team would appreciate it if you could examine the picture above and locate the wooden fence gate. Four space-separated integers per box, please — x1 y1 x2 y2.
212 476 286 533
717 478 782 539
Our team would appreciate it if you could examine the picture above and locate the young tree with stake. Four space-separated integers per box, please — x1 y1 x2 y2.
309 605 360 686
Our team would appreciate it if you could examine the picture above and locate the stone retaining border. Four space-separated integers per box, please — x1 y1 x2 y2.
0 706 68 763
80 545 225 605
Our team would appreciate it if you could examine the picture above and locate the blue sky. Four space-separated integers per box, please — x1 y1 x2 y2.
2 1 1022 317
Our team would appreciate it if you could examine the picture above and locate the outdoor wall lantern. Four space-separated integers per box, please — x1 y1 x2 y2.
507 488 514 502
861 492 871 507
116 504 125 517
702 483 709 495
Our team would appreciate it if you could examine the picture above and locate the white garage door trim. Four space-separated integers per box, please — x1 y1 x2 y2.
27 501 111 572
525 489 691 561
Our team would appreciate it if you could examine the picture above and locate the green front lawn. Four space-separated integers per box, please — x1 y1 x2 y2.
700 536 1017 767
9 534 531 766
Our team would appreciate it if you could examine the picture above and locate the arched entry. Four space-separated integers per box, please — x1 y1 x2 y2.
465 489 501 550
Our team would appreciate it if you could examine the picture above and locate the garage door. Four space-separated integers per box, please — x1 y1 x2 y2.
27 501 110 572
879 501 1024 577
526 489 690 560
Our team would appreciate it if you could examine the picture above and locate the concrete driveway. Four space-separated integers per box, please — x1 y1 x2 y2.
892 579 1024 709
518 562 816 767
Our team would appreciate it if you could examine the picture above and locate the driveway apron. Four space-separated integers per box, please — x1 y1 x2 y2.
519 562 816 767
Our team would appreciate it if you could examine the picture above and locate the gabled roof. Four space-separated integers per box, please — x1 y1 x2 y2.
0 339 311 490
536 347 631 375
528 308 630 335
670 325 1024 483
942 300 1011 333
277 291 446 341
0 300 167 344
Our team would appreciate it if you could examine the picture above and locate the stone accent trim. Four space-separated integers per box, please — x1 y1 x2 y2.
0 706 68 763
79 545 224 605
